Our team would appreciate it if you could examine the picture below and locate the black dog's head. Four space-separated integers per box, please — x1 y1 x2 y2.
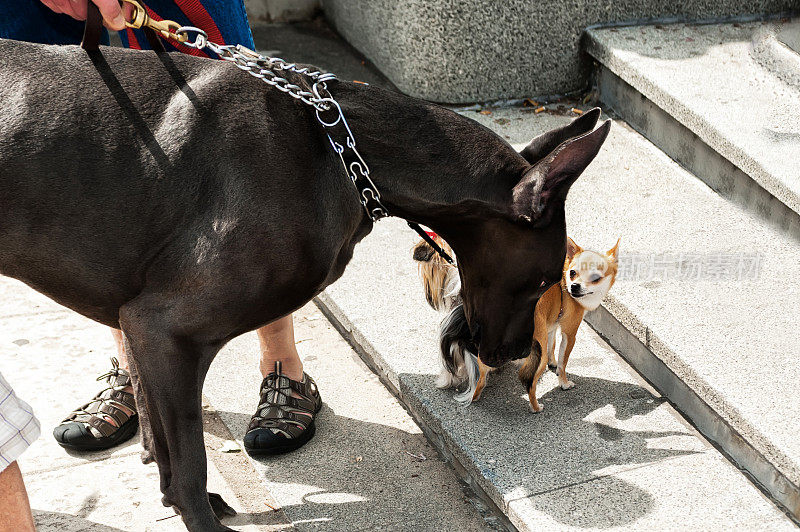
445 110 611 367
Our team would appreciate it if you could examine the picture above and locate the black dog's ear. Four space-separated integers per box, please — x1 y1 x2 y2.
413 240 435 262
513 120 611 225
519 108 601 165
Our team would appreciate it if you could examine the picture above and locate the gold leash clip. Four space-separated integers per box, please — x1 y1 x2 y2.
121 0 187 42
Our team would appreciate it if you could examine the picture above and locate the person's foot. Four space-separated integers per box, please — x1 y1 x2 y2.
243 361 322 456
53 358 138 451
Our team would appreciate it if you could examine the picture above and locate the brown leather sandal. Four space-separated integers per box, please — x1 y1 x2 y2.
243 361 322 456
53 357 139 451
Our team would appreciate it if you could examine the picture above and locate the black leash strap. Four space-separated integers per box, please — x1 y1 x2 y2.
407 221 454 265
81 1 166 53
81 2 104 51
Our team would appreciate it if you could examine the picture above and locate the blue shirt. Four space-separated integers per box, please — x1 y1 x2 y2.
0 0 254 52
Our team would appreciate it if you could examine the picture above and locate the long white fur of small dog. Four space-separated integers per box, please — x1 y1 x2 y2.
412 237 479 404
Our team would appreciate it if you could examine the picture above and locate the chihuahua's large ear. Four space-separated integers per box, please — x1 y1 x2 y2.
513 120 611 225
566 237 582 260
518 108 601 165
607 238 620 262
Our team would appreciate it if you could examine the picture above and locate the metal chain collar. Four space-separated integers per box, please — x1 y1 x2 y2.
173 26 390 222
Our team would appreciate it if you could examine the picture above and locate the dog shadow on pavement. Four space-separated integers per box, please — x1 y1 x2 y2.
31 510 126 532
403 368 705 529
212 368 703 530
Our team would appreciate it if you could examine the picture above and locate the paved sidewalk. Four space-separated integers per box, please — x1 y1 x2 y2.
0 276 489 531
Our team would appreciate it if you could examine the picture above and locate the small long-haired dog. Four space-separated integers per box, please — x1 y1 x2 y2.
413 235 620 411
411 236 476 403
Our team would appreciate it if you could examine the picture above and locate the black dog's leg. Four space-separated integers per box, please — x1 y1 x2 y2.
124 334 156 465
128 362 155 464
121 305 231 532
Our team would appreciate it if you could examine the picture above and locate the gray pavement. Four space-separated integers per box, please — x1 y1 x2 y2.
205 303 494 531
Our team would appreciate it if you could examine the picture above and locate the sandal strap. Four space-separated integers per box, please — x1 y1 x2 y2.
87 415 121 438
108 389 137 410
97 402 128 425
61 358 137 432
248 361 320 438
288 378 319 405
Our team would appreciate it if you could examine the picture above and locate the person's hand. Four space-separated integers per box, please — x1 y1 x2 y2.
40 0 127 31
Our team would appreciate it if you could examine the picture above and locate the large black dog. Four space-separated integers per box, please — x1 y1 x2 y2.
0 39 609 530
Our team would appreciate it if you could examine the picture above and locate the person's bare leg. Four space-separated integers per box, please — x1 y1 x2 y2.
245 314 321 455
0 461 36 532
110 328 128 368
257 315 303 381
107 328 135 420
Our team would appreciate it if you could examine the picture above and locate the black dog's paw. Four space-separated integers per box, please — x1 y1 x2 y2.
209 492 237 518
140 449 155 465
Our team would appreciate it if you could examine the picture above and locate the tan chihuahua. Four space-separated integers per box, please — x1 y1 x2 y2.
515 237 620 411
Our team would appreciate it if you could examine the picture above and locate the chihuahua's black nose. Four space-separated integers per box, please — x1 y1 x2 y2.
570 285 581 296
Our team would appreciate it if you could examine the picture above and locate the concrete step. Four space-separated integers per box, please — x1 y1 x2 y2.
314 107 797 530
585 22 800 518
515 106 800 522
585 19 800 239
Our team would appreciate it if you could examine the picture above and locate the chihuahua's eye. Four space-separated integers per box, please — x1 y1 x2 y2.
569 270 577 280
